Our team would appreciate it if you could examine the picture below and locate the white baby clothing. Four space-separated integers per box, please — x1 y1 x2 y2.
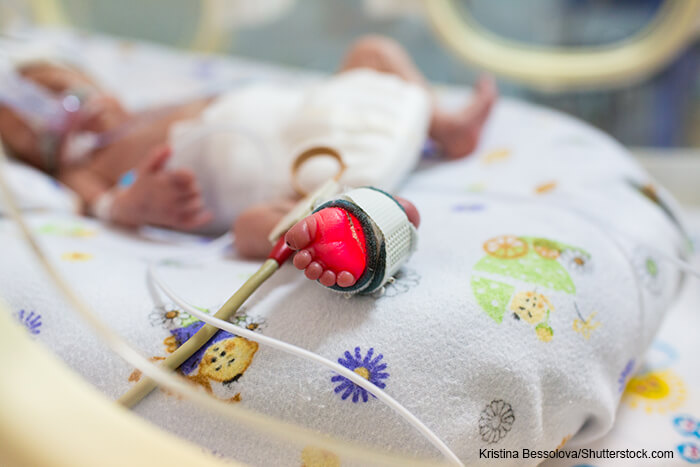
168 69 431 233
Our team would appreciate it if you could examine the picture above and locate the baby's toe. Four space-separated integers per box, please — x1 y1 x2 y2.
395 197 420 228
285 215 318 250
319 270 336 287
305 261 323 280
293 249 313 270
337 271 357 288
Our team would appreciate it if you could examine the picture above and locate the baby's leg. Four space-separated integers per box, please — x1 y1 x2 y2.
233 199 297 259
340 35 497 159
285 197 420 288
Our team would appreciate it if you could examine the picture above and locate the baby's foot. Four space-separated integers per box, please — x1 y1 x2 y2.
285 197 420 289
431 75 497 160
286 207 367 288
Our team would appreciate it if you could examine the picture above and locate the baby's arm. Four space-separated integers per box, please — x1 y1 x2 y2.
57 164 111 213
84 98 214 184
59 145 212 230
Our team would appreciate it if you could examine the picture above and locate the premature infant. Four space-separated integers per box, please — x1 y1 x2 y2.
0 35 496 291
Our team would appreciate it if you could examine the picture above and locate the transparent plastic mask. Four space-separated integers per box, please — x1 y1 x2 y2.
0 62 93 172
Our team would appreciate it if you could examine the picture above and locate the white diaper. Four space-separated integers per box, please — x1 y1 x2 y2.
168 69 431 233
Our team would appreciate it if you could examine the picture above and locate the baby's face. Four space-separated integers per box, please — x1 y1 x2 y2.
0 63 128 170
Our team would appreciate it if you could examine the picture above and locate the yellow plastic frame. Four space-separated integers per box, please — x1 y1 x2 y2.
425 0 700 91
26 0 231 52
0 305 240 467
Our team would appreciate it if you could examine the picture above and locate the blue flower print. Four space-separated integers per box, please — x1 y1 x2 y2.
15 309 42 335
618 359 635 393
331 347 389 403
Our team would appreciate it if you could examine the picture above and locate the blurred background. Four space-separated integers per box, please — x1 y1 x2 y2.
1 0 698 150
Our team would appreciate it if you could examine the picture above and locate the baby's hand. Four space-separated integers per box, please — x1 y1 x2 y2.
112 145 213 230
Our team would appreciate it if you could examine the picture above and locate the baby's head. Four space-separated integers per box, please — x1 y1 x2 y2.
0 61 127 172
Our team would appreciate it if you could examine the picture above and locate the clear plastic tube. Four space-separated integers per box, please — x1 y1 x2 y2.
0 61 69 129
